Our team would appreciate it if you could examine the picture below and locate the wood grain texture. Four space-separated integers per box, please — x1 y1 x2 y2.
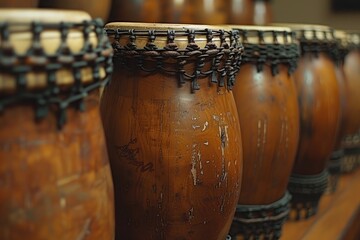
0 91 115 240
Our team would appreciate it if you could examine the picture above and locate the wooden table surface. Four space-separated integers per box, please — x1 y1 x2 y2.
281 167 360 240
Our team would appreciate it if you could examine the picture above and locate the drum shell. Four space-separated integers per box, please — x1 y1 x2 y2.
108 0 161 23
293 52 341 175
0 92 115 240
100 65 243 239
343 50 360 135
232 64 299 205
39 0 111 21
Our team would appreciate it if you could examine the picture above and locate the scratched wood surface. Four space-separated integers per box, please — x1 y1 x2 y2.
0 91 115 240
232 64 300 205
292 53 341 175
282 168 360 240
101 24 244 240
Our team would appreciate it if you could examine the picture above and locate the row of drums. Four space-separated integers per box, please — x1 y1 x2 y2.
0 8 360 240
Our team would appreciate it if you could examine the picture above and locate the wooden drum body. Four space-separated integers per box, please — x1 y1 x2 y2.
229 26 300 239
0 10 115 239
101 23 244 240
285 25 341 220
341 32 360 172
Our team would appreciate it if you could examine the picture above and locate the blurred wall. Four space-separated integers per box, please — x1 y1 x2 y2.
273 0 360 30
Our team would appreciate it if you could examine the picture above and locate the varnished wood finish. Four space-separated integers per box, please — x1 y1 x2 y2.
108 0 161 23
39 0 112 21
0 0 38 7
101 23 243 240
0 93 114 240
282 169 360 240
233 64 299 204
293 53 341 175
343 50 360 135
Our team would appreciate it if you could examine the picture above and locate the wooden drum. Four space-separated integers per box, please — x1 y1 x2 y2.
282 24 341 220
342 32 360 172
0 9 115 239
101 22 244 240
229 26 300 239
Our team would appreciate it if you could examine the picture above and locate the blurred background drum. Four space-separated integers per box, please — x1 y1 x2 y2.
108 0 161 23
39 0 112 21
0 9 115 240
101 22 244 240
229 26 300 239
280 24 341 220
341 32 360 173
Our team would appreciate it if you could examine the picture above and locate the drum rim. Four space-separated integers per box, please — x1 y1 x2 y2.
105 21 234 32
272 23 332 32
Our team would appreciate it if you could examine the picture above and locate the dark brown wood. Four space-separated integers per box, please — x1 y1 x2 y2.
39 0 112 21
101 23 243 240
108 0 161 23
293 53 341 175
340 206 360 240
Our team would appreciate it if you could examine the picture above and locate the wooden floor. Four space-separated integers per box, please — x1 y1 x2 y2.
281 167 360 240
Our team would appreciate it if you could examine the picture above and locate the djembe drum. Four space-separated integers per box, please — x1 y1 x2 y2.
0 9 114 239
342 32 360 172
228 26 300 239
281 24 341 219
101 22 244 240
